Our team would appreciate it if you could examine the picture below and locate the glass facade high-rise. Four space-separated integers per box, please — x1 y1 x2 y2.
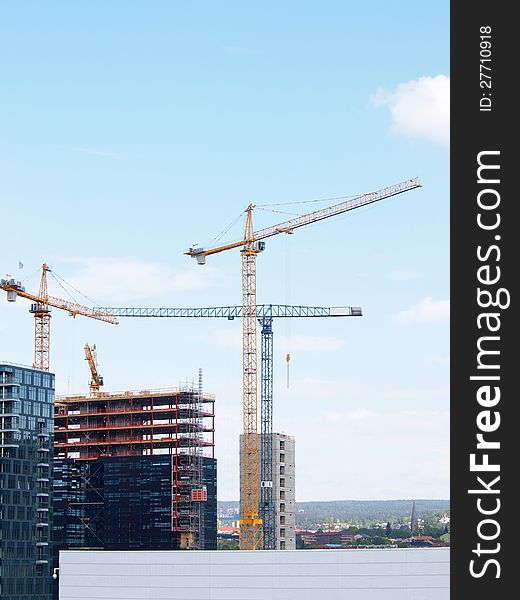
54 454 217 552
0 362 54 600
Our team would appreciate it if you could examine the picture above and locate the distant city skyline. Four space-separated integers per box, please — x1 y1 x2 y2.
0 1 449 501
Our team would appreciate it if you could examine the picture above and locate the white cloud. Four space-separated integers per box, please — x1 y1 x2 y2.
373 75 450 145
385 268 423 281
394 297 450 324
57 256 222 302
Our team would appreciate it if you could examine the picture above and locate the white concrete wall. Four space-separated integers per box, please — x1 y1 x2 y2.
273 433 296 550
59 547 449 600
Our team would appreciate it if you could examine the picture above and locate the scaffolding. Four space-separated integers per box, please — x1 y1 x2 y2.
176 370 206 550
54 385 215 549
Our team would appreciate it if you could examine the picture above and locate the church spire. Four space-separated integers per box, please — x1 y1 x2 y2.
411 501 418 535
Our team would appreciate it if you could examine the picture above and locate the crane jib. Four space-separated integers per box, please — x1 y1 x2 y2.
251 178 421 243
185 178 420 258
94 305 363 319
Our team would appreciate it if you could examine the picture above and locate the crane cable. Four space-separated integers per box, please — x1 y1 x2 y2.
257 192 362 208
48 271 81 304
49 270 100 307
205 210 245 250
255 207 302 218
202 189 376 249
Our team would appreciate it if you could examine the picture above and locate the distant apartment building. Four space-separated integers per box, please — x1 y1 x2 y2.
0 362 54 600
52 384 216 560
297 530 356 547
240 432 295 550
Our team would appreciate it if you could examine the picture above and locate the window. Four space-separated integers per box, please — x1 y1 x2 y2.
280 503 285 512
280 478 285 487
280 453 285 463
280 528 285 538
1 386 19 400
280 465 285 475
280 515 285 525
280 441 285 450
280 541 286 550
280 490 285 500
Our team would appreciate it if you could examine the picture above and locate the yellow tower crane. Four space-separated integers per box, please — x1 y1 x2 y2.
84 343 104 394
0 263 118 371
186 178 422 550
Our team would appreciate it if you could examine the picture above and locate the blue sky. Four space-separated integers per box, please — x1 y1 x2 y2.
0 1 449 501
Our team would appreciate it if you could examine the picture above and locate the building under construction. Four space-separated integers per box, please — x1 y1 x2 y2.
52 379 216 560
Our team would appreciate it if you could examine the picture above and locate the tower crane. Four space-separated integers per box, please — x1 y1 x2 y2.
96 303 362 548
0 263 118 371
84 343 104 393
185 178 422 549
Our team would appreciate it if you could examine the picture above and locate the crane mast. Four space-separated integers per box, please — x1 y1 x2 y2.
186 178 421 550
240 206 264 549
259 313 274 548
31 263 51 371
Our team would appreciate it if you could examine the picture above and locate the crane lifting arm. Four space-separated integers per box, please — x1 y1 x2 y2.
96 304 362 319
186 178 421 263
84 343 103 393
1 278 118 324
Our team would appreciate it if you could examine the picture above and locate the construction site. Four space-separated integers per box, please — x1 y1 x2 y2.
53 379 216 553
0 3 459 597
1 178 421 538
1 179 424 600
